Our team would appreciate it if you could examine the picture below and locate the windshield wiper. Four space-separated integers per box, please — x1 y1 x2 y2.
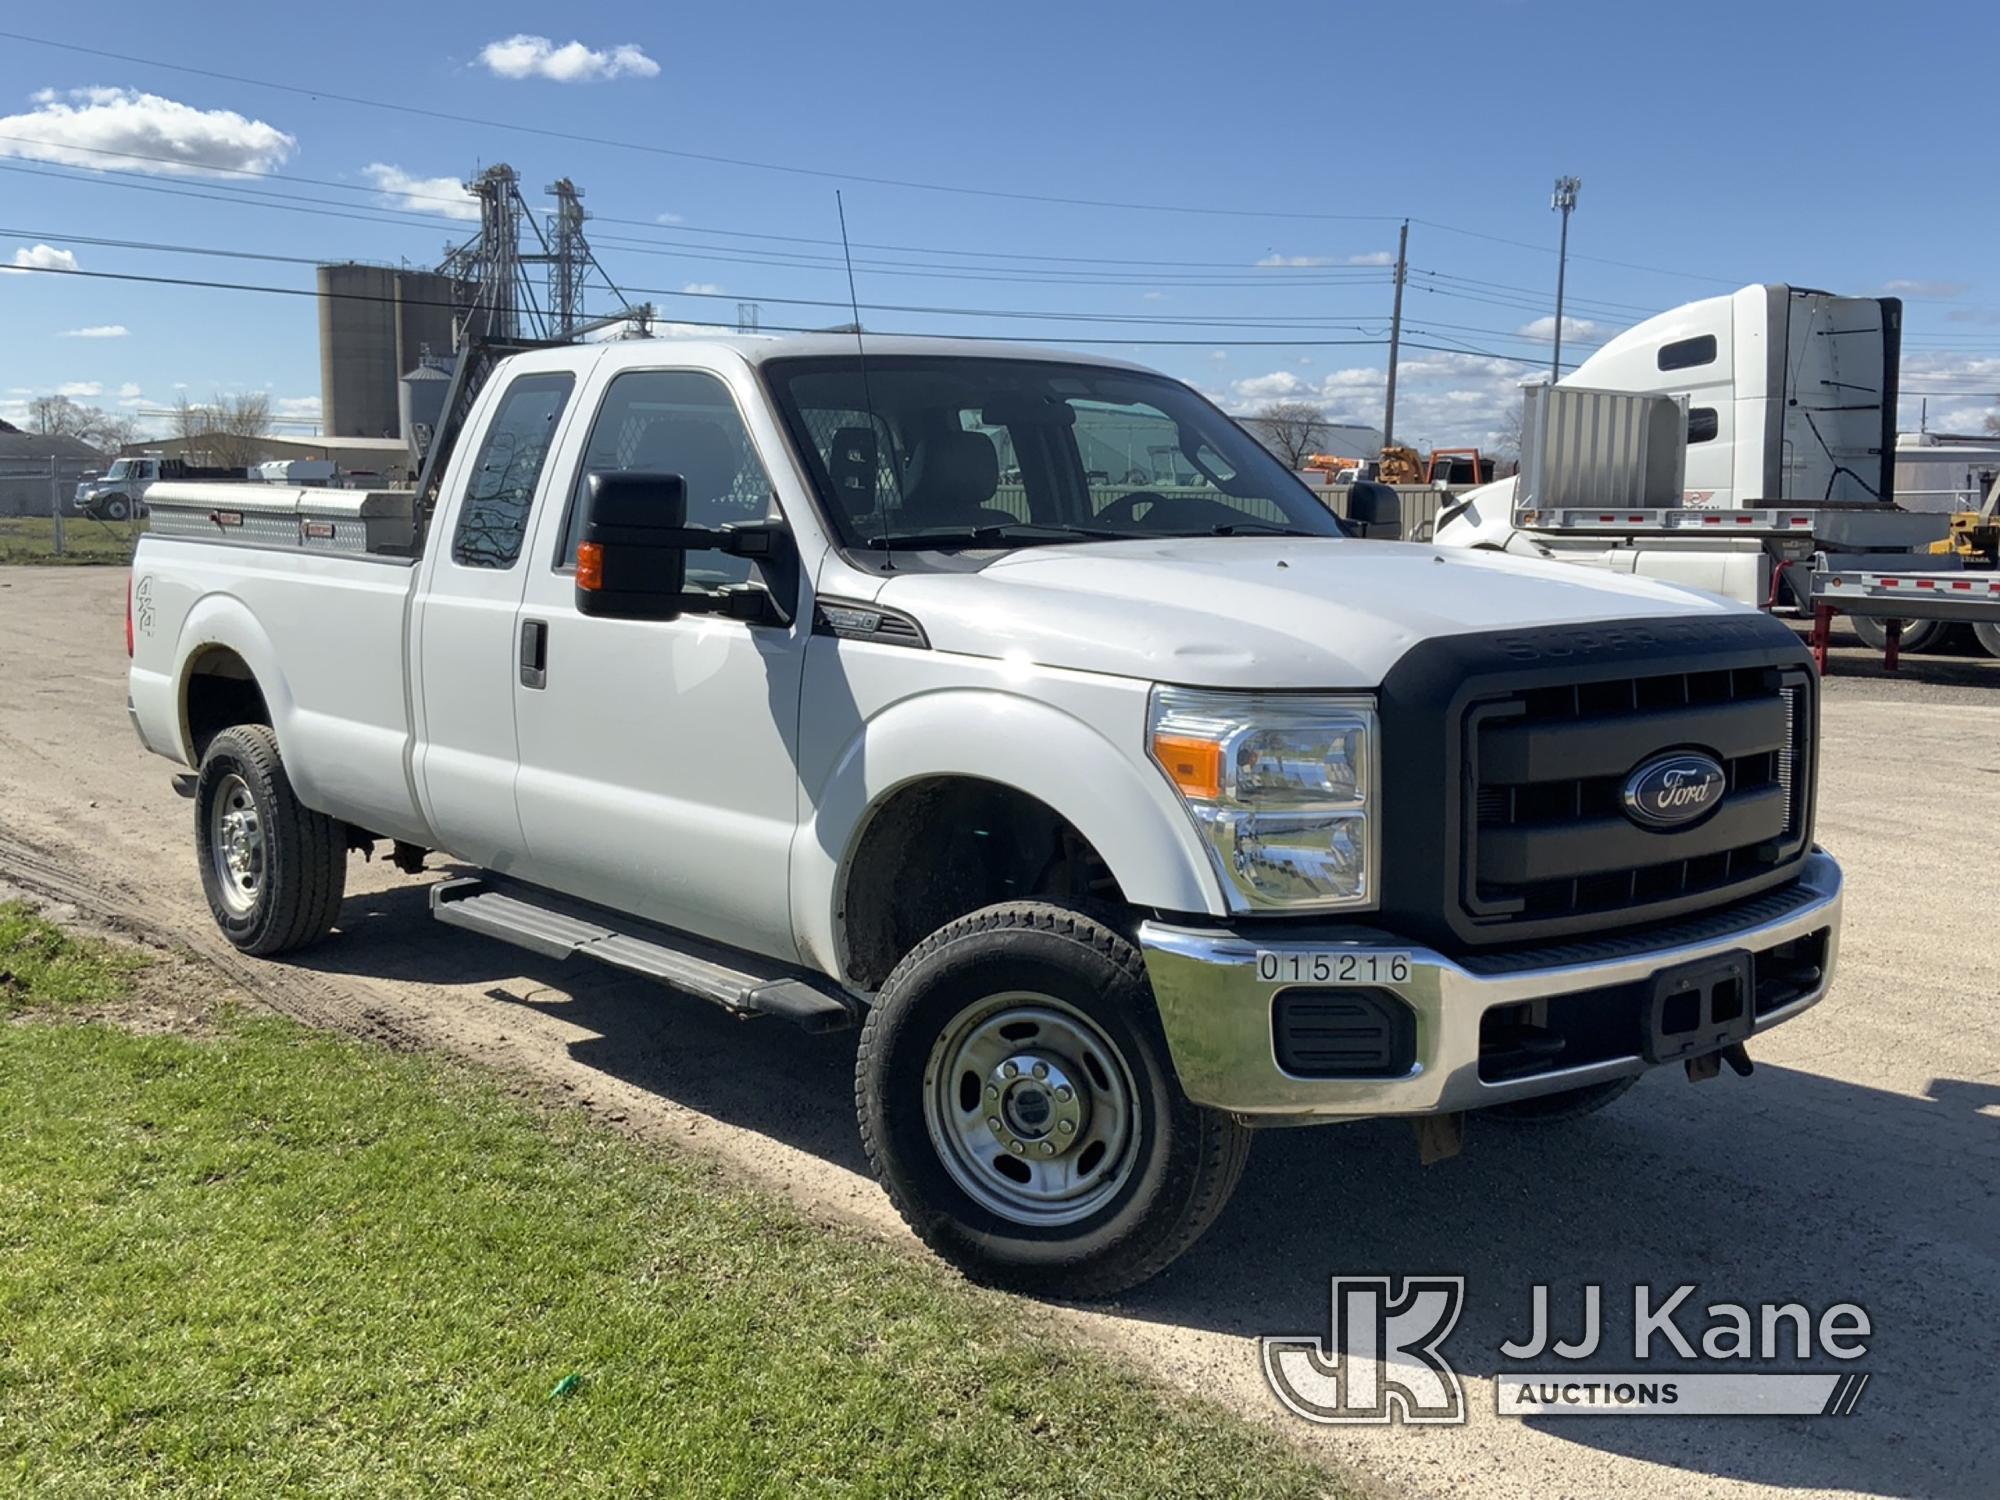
861 522 1130 550
1208 521 1319 537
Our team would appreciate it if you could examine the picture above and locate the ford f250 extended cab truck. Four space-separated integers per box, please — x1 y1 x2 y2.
127 335 1842 1294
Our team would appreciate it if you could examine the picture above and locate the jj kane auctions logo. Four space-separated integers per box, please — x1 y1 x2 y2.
1264 1278 1871 1423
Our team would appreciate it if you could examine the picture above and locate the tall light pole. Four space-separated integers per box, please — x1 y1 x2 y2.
1549 175 1581 381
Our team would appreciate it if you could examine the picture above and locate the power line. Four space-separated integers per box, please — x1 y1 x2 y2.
0 157 1401 291
0 130 1411 274
0 224 1405 331
0 261 1392 346
0 29 1411 225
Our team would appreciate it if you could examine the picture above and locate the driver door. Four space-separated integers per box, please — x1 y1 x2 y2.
509 366 809 961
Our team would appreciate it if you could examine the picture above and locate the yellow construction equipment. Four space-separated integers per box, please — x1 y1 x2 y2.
1925 472 2000 567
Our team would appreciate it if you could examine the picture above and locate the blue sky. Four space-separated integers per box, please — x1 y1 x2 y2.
3 0 1997 448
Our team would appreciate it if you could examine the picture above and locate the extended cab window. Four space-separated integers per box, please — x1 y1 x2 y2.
558 370 778 587
451 372 575 569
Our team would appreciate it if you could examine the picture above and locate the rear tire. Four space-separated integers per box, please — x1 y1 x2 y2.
1849 614 1944 653
857 902 1250 1298
1482 1076 1637 1124
1974 621 2000 659
194 724 347 955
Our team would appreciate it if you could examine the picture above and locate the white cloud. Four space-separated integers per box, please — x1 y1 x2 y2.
58 323 126 337
655 211 684 225
1 242 79 275
1142 290 1168 301
1211 347 1548 451
117 382 142 398
1235 371 1306 402
1882 279 1968 299
681 281 724 296
1515 315 1610 343
478 35 660 83
361 164 480 220
0 87 292 176
1254 251 1394 268
57 381 102 398
275 396 323 420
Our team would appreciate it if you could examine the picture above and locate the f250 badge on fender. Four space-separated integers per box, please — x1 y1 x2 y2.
1622 752 1726 829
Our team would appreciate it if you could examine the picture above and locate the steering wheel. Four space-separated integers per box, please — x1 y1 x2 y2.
1090 490 1171 529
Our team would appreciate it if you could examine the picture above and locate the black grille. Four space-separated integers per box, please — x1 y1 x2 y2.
1463 664 1814 930
1272 989 1416 1078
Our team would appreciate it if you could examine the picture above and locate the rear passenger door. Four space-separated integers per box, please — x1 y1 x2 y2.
413 367 580 869
508 366 809 962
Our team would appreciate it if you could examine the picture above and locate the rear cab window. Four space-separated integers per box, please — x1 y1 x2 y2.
451 372 577 569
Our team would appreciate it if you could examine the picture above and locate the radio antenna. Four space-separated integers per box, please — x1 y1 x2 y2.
836 190 893 570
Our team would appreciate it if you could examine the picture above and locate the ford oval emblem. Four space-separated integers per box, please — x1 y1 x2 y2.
1622 752 1726 829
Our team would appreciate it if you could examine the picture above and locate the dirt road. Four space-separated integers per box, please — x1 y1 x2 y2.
3 565 1993 1500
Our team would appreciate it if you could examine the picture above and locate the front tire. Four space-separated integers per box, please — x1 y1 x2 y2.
194 724 347 955
857 902 1249 1297
102 495 130 521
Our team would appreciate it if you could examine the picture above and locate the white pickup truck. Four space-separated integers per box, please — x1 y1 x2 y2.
127 335 1842 1294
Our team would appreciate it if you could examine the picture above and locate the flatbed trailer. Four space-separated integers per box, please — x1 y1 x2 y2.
1806 562 2000 671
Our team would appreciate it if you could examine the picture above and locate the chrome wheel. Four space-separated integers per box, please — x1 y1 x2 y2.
922 991 1140 1227
207 772 265 916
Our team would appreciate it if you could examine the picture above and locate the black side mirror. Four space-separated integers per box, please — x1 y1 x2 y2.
1345 480 1403 539
574 470 794 625
576 471 690 620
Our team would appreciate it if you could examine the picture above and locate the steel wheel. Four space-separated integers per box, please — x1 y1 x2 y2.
922 990 1139 1227
207 771 265 916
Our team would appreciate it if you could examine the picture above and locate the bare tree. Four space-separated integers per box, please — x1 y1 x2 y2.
1984 410 2000 437
1492 401 1525 460
171 392 275 467
26 393 141 452
1246 401 1331 468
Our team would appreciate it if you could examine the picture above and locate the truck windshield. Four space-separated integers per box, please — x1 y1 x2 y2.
762 355 1347 550
103 460 135 480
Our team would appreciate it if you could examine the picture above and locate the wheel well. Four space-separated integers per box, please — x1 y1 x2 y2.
183 648 270 761
839 778 1126 990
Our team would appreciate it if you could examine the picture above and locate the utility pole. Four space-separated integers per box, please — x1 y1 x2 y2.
47 457 65 558
1382 218 1409 447
1549 176 1581 381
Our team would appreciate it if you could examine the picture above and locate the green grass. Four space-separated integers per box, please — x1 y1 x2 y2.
0 906 1341 1499
0 515 146 565
0 905 142 1013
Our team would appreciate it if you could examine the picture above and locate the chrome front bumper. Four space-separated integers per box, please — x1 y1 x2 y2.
1138 852 1842 1119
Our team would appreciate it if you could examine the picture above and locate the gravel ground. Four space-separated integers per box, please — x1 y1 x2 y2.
1 565 1992 1500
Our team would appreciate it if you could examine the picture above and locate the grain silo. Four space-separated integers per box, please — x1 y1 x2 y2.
317 264 461 439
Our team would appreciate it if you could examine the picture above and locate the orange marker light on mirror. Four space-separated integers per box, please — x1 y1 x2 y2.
1152 733 1222 801
576 541 604 591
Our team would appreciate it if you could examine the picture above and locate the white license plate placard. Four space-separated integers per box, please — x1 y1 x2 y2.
1254 951 1414 985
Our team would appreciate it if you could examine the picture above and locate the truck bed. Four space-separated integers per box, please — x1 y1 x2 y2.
128 529 429 845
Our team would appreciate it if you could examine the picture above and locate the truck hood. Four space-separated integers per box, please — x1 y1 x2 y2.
874 536 1748 687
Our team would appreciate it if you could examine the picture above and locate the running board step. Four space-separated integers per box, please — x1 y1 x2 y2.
430 877 859 1032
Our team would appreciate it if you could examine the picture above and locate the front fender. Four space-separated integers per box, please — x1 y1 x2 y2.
792 686 1225 983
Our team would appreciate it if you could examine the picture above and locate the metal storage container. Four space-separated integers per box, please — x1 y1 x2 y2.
1516 385 1687 515
146 484 417 556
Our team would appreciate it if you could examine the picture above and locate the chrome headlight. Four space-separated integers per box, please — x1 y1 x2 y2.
1147 687 1377 913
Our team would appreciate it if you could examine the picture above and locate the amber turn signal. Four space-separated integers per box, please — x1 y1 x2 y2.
576 541 605 592
1152 732 1223 801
